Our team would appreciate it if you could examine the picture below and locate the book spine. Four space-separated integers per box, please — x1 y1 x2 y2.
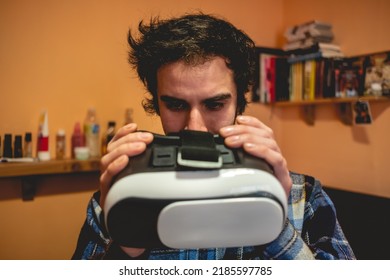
303 60 316 100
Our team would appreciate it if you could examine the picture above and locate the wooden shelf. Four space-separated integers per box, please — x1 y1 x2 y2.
269 96 390 125
271 96 389 107
0 158 100 200
0 158 100 177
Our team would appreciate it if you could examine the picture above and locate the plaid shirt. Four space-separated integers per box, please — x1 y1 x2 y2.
72 172 355 260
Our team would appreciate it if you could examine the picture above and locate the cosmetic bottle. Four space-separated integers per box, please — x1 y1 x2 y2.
71 122 86 159
13 135 23 158
24 132 33 158
84 108 100 158
101 121 116 155
37 110 50 161
56 129 66 160
124 108 133 125
3 134 13 158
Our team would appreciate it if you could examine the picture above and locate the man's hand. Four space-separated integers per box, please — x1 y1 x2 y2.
99 123 153 208
99 123 153 258
219 115 292 197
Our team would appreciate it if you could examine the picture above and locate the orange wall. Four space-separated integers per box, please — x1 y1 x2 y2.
0 0 283 260
0 0 389 260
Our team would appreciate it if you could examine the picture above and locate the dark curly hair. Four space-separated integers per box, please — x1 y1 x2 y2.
128 13 256 115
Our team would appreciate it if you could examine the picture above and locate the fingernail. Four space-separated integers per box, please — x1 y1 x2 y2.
220 126 235 134
244 142 255 149
124 123 136 130
228 135 240 143
236 115 247 123
114 155 127 166
140 132 152 139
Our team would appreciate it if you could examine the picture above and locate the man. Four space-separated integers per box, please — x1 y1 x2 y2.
72 13 355 260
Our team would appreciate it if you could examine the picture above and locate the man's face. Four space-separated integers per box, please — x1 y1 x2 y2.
156 56 238 134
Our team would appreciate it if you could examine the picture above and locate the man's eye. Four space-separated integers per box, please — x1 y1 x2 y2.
166 101 188 111
205 102 224 111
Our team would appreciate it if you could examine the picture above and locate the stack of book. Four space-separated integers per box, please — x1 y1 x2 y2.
283 20 344 62
252 45 390 104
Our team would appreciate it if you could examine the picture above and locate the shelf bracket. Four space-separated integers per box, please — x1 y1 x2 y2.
337 102 353 126
21 176 37 201
302 104 316 125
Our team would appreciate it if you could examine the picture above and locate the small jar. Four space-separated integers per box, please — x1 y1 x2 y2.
74 146 90 160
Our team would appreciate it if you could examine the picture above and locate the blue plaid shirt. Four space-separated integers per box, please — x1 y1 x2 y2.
72 172 355 260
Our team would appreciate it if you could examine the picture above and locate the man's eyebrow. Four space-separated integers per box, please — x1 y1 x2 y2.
202 93 232 103
160 93 232 103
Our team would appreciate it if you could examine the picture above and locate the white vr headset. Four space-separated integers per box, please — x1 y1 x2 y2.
104 130 287 249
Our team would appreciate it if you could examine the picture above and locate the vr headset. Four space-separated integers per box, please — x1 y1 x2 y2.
104 130 287 249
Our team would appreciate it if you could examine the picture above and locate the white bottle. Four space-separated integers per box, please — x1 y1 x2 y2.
84 108 100 158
